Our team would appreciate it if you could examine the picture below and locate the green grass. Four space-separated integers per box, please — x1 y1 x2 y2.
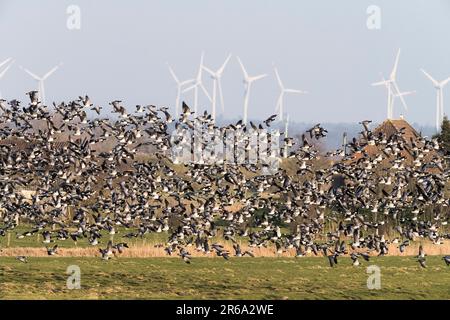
0 256 448 300
0 224 291 249
0 226 169 248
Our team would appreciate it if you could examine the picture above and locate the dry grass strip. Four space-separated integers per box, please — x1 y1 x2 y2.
1 240 448 258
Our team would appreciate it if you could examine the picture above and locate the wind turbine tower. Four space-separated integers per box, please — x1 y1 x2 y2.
203 53 232 121
236 56 267 125
420 69 450 133
167 63 194 117
182 52 212 114
372 49 412 119
273 65 307 122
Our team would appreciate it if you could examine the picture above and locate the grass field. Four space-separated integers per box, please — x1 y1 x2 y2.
0 256 449 300
3 225 449 257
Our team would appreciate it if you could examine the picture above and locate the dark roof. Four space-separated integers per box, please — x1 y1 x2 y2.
373 119 420 144
345 119 441 172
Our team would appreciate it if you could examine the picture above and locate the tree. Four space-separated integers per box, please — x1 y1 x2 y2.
436 116 450 156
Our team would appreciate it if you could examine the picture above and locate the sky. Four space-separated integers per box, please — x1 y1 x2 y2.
0 0 449 125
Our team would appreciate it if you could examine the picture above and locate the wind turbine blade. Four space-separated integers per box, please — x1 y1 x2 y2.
200 51 205 66
236 56 248 78
420 69 439 87
372 80 389 86
20 66 41 80
200 83 212 102
392 81 408 110
167 64 180 84
0 58 12 70
251 74 267 82
182 84 197 93
202 65 215 76
284 88 306 94
395 90 416 97
390 48 401 80
273 67 283 89
440 76 450 87
180 79 195 87
43 64 61 80
0 60 14 78
218 53 232 74
197 51 205 79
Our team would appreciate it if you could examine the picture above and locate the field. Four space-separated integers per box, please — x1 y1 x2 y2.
1 226 449 299
2 224 449 257
0 256 449 300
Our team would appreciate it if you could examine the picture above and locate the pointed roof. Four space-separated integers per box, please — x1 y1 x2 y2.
374 119 420 145
347 118 422 163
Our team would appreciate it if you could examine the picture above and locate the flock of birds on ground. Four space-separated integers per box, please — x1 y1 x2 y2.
0 91 449 268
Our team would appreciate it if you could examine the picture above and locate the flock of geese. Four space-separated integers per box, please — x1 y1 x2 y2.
0 92 449 269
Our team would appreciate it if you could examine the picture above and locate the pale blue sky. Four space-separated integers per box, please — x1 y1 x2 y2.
0 0 449 125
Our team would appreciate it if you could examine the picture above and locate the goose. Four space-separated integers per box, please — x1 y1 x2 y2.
443 256 450 266
99 241 114 260
417 256 427 268
16 256 28 263
46 244 58 256
327 254 338 267
417 244 426 259
350 253 360 266
0 93 448 273
113 242 129 254
178 247 191 264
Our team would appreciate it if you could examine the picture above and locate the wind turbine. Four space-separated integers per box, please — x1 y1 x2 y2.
372 49 411 119
0 58 14 98
202 53 232 121
420 69 450 133
273 65 307 121
182 52 212 114
20 63 63 105
167 63 194 117
373 74 414 119
236 56 267 125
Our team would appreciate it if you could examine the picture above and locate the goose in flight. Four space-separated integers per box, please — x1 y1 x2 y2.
46 244 58 256
178 247 192 264
417 256 427 268
0 93 448 270
99 241 114 260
